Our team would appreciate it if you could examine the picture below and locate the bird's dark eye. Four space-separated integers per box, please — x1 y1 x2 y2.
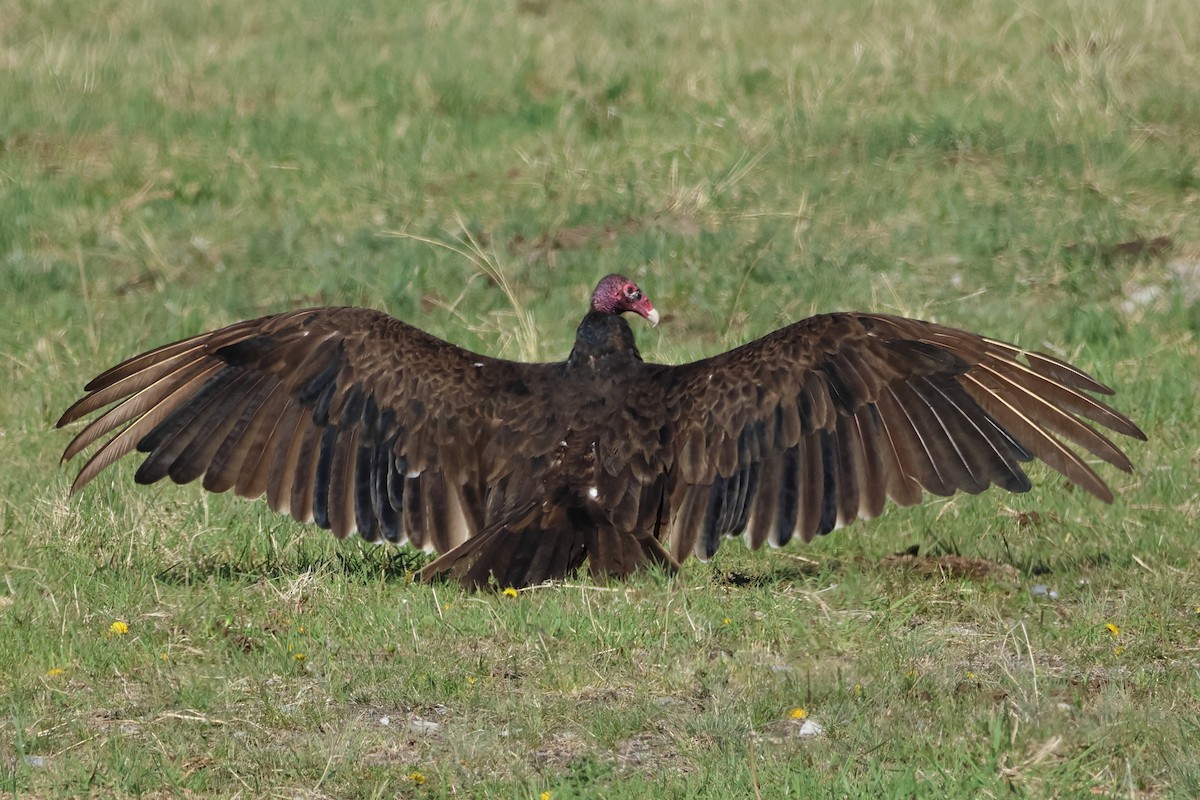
625 285 641 300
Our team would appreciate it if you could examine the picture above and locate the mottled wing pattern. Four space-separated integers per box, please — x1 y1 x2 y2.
57 307 564 554
652 313 1146 563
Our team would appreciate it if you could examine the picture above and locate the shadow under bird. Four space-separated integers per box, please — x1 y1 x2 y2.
58 274 1146 588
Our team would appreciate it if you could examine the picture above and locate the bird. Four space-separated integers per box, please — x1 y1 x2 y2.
58 273 1145 589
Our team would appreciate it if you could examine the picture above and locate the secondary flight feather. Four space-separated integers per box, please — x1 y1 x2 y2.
58 274 1145 587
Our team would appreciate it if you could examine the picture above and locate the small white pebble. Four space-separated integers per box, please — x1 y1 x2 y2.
796 719 824 739
379 715 390 726
408 719 440 735
23 755 50 768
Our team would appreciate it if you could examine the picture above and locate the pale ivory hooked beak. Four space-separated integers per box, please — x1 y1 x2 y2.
646 307 660 327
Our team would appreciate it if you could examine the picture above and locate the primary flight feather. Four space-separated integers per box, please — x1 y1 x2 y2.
58 274 1145 588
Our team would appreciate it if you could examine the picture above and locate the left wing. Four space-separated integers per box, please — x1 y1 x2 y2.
57 307 569 554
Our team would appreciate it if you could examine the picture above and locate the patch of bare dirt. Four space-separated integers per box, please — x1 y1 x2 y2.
3 130 118 178
362 739 426 767
1108 236 1173 259
879 553 1019 581
614 732 696 774
509 211 703 265
534 730 589 768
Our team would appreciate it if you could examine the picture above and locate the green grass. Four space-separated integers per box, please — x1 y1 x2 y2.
3 0 1200 796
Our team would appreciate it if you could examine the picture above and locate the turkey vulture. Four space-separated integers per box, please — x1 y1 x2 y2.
58 274 1145 588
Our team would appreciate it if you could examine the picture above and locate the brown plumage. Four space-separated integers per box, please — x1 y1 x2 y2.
58 274 1145 588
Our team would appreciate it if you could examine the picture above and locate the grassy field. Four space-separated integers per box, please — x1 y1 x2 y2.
3 0 1200 796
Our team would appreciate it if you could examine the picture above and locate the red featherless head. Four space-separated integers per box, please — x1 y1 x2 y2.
590 274 659 325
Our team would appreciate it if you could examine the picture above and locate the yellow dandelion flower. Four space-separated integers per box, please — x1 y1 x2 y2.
159 653 169 661
108 620 129 636
722 617 731 625
408 771 426 785
1105 623 1120 637
293 653 306 662
1113 646 1126 656
466 676 476 685
788 707 807 720
502 587 519 598
46 668 65 677
541 792 552 800
965 671 977 680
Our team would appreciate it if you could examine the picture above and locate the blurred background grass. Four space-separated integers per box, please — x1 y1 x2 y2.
2 0 1198 796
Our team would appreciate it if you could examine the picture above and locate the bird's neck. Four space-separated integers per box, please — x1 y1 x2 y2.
566 311 643 374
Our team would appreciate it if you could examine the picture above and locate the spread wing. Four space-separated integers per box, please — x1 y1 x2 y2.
653 313 1146 562
57 307 566 554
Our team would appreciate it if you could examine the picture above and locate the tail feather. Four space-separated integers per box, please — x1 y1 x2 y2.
420 506 678 589
586 526 643 577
